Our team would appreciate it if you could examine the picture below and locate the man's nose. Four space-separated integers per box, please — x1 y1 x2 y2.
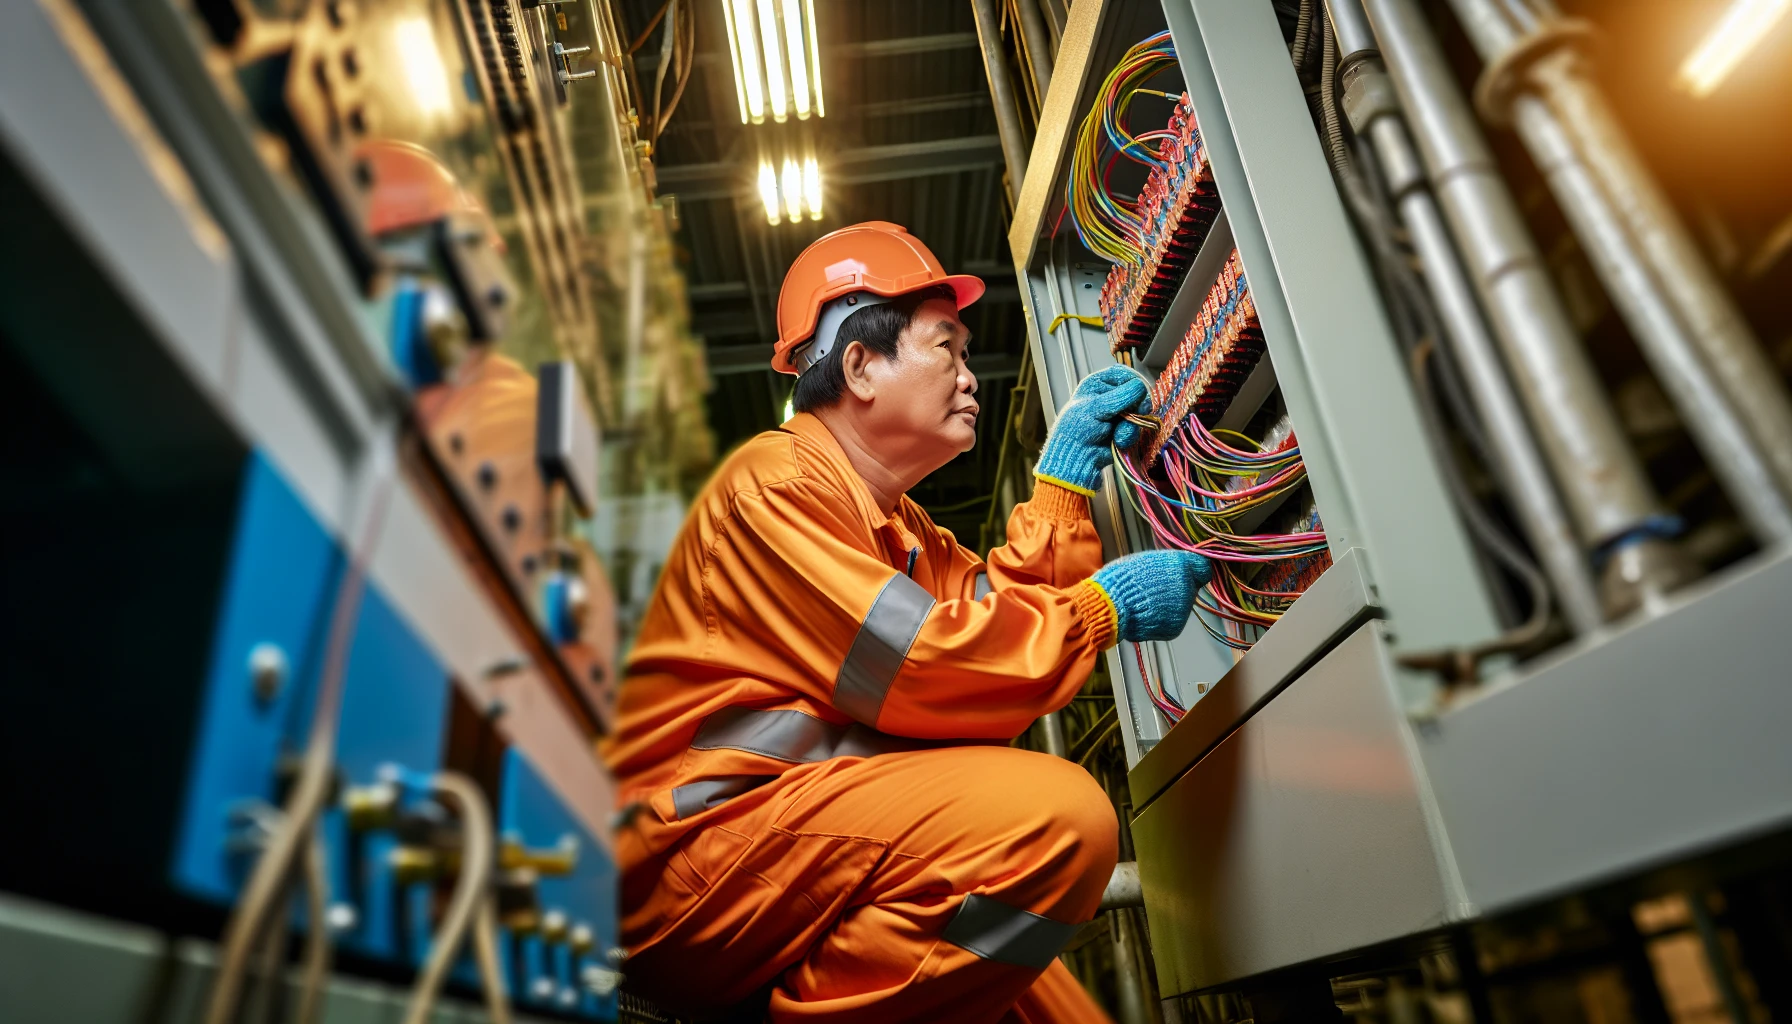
958 358 978 395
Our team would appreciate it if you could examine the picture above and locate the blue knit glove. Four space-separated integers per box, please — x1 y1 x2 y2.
1090 550 1214 643
1033 365 1152 496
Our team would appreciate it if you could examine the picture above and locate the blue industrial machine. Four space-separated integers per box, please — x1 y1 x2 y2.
0 0 643 1019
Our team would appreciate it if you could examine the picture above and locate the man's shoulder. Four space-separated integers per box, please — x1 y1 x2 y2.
700 425 851 509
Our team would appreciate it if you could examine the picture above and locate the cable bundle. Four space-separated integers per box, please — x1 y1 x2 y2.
1144 250 1267 465
1098 97 1222 353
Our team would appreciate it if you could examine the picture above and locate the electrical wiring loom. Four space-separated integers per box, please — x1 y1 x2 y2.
1109 263 1328 717
1064 32 1224 354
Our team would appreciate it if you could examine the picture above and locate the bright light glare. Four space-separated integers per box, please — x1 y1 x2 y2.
1680 0 1791 97
394 17 453 119
757 0 789 121
804 0 825 117
783 395 796 422
781 158 803 221
758 161 781 225
782 0 810 118
802 157 822 221
730 0 766 123
720 0 750 122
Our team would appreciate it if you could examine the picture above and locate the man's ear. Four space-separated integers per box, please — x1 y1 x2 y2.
839 339 878 402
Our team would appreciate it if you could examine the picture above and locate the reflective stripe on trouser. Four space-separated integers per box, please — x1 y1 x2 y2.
620 745 1119 1023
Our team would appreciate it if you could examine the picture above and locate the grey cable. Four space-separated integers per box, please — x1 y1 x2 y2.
473 896 515 1024
294 833 332 1024
401 771 500 1024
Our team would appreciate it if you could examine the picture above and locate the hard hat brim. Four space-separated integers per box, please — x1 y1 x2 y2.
771 273 986 376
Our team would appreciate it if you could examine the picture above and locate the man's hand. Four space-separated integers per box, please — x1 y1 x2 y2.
1090 549 1214 643
1032 365 1151 496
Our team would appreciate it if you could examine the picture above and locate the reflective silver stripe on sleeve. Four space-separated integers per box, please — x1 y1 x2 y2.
973 570 991 601
670 775 777 821
941 894 1081 970
833 572 936 726
691 707 844 763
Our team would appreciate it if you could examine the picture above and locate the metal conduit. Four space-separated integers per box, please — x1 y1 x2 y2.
971 0 1030 200
1507 0 1792 507
1013 0 1054 99
1360 0 1687 613
1326 0 1602 634
1442 0 1792 546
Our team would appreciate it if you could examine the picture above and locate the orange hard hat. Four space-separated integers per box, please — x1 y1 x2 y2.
357 139 498 248
772 221 985 375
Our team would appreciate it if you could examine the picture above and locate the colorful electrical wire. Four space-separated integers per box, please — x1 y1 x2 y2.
1067 31 1180 266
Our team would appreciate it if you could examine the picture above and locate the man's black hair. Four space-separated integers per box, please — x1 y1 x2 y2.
790 284 958 413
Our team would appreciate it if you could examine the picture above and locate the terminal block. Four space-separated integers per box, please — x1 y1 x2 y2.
1100 94 1222 353
1145 250 1266 466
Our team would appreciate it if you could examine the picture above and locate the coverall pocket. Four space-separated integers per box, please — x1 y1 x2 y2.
635 824 887 1007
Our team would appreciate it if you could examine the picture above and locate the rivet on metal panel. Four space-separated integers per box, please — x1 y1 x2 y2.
247 643 289 705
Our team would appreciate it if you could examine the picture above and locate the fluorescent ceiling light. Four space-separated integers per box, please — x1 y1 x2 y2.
721 0 823 124
1680 0 1791 97
757 0 788 121
804 0 825 117
758 161 781 225
720 0 750 122
782 158 803 221
782 0 810 118
803 157 822 220
730 0 766 123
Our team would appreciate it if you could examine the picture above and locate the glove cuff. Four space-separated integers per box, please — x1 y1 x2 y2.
1029 479 1092 523
1070 579 1119 651
1032 469 1097 499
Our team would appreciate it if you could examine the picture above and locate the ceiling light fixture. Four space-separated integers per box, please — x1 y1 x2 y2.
728 0 767 123
1680 0 1791 97
781 158 804 221
758 161 782 225
721 0 823 124
802 156 822 221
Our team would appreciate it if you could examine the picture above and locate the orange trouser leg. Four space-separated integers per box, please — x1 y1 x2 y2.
621 746 1118 1023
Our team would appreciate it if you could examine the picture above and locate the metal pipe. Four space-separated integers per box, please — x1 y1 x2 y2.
1360 0 1684 610
1459 1 1792 511
1101 861 1144 911
1504 83 1792 544
1036 710 1068 758
1013 0 1054 99
1329 8 1603 632
970 0 1030 200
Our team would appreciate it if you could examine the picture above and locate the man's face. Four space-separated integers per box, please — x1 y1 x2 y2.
860 297 979 469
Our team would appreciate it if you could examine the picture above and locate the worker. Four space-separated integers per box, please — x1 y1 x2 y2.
606 222 1212 1022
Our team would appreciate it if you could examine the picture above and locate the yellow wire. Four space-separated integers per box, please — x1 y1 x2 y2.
1047 313 1104 334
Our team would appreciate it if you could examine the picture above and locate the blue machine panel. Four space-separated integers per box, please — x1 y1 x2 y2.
501 748 619 1021
170 452 340 902
170 451 452 967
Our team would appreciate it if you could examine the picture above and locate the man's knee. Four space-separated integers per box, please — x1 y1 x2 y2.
985 749 1119 917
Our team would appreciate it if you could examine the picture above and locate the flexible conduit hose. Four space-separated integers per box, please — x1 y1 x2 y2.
203 467 393 1024
401 771 508 1024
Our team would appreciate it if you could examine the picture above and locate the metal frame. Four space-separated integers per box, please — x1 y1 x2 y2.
1004 0 1792 999
1008 0 1502 762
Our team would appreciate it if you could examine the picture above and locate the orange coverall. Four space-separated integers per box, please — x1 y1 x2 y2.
606 412 1121 1023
